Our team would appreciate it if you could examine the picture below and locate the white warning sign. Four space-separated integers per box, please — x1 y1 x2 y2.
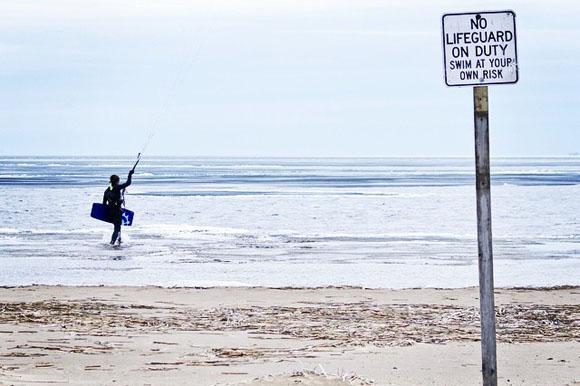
442 11 518 86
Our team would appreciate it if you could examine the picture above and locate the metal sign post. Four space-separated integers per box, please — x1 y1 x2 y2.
442 10 518 386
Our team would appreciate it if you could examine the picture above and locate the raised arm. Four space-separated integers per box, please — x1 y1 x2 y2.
118 170 134 190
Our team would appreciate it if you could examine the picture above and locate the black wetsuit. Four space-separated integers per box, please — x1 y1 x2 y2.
103 172 132 244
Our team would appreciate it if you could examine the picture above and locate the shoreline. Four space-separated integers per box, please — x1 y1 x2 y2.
2 284 578 289
0 286 578 385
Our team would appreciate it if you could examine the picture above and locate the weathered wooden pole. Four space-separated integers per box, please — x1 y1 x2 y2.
473 85 497 386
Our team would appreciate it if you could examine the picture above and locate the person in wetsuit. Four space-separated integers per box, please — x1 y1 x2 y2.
103 170 134 245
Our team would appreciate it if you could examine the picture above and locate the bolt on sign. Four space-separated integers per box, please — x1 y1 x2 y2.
442 11 518 86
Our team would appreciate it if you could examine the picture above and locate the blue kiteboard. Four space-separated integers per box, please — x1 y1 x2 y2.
90 203 134 226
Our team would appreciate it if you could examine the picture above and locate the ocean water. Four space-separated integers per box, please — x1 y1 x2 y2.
1 156 579 288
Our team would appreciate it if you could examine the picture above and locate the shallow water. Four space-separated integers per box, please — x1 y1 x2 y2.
1 156 579 288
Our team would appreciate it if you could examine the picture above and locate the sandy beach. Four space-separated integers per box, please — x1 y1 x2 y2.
0 286 578 385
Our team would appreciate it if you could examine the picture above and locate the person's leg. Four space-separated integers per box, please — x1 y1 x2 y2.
111 223 121 244
107 206 119 244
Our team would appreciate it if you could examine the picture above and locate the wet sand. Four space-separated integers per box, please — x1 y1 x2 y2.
0 286 578 385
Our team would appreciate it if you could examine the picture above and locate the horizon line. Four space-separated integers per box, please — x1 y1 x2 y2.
1 154 579 159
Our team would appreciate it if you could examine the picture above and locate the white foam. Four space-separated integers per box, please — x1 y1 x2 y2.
0 228 19 234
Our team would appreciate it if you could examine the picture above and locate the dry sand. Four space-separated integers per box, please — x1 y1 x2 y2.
0 286 578 385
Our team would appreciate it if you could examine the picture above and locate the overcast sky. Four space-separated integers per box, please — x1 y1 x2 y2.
1 0 578 157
